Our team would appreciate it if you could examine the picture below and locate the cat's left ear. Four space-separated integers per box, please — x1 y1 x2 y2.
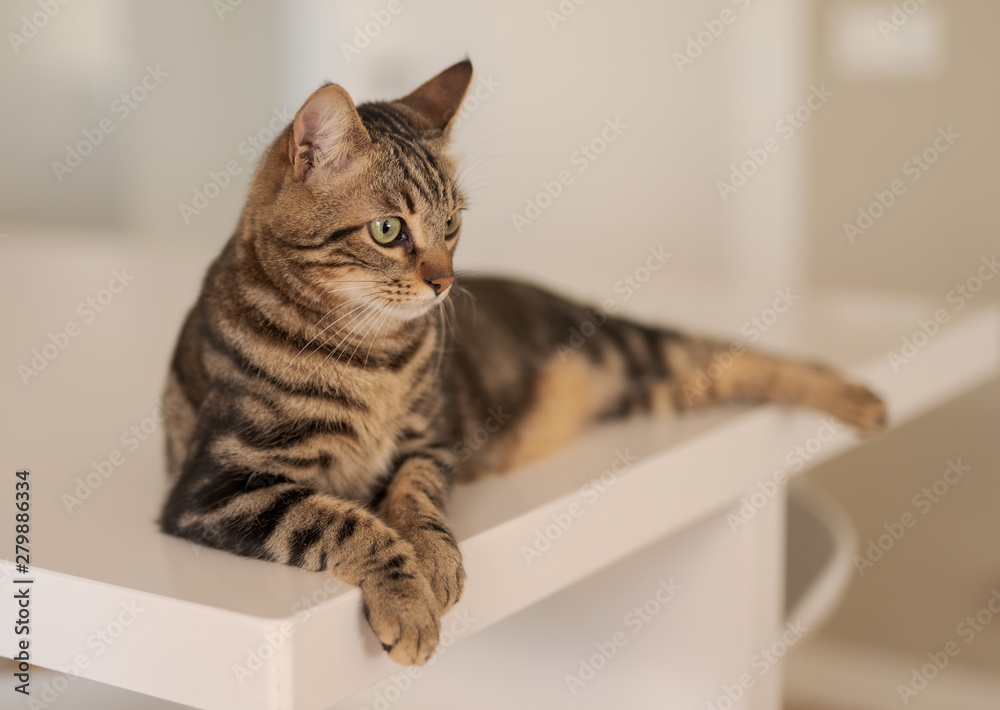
398 59 473 134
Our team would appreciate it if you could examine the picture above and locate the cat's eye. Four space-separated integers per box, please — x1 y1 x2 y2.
444 210 462 239
369 217 402 244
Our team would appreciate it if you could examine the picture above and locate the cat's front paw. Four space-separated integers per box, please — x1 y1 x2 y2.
415 538 465 615
360 573 441 666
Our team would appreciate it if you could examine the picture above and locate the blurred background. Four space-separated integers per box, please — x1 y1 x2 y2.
2 0 997 708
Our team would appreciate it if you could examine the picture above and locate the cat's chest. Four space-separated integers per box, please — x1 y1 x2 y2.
284 378 432 500
269 324 441 499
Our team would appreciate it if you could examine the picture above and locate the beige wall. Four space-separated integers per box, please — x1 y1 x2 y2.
809 376 1000 672
806 0 1000 300
804 0 1000 676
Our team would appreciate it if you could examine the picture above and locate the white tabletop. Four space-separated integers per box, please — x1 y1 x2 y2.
2 232 996 709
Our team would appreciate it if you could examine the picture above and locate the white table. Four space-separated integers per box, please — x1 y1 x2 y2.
2 234 997 709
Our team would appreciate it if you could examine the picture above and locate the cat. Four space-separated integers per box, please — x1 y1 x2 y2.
160 59 886 666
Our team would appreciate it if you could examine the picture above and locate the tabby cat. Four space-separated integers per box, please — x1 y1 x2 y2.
160 60 886 666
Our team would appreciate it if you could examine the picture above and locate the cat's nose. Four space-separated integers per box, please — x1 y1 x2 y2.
424 273 455 295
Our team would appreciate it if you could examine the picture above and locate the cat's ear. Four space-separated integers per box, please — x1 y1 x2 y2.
290 84 371 183
398 59 473 134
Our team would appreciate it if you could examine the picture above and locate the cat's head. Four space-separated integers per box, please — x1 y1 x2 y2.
245 60 473 324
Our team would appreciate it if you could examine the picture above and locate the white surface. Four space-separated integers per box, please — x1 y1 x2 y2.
1 236 997 709
0 500 786 710
335 499 787 710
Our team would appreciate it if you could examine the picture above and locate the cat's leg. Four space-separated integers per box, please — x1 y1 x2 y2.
534 310 886 431
378 448 465 614
655 333 888 431
521 315 885 434
161 447 441 666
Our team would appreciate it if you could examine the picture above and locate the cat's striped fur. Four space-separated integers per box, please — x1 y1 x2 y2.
160 60 886 665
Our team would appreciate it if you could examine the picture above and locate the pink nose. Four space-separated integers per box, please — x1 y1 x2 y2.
425 274 454 295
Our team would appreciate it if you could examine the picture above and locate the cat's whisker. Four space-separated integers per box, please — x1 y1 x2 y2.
329 303 388 387
454 158 496 187
293 275 371 321
310 295 381 341
324 302 380 349
455 156 501 190
317 294 378 323
333 301 384 355
379 304 399 353
347 304 390 362
458 176 509 189
269 297 377 388
319 288 384 320
362 304 396 373
308 302 382 382
444 295 459 346
324 287 381 300
254 294 377 405
315 292 375 320
455 135 511 179
460 182 522 200
319 284 386 310
454 145 511 195
450 280 478 324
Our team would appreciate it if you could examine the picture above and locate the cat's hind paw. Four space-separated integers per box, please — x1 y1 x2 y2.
829 382 888 434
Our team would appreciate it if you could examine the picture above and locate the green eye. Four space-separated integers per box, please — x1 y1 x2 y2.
444 210 462 238
369 217 402 244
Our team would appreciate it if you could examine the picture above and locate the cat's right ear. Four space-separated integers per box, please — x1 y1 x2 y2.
290 84 371 183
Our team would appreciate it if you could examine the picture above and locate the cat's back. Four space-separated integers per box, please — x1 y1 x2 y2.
449 275 593 356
